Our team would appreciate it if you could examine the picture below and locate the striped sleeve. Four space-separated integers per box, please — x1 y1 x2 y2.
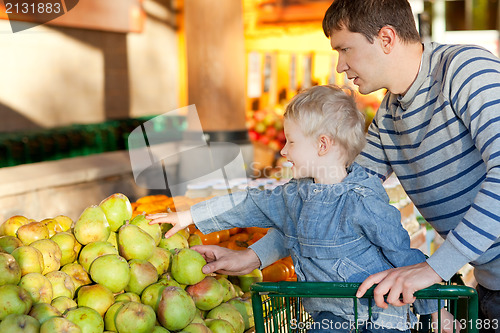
427 46 500 280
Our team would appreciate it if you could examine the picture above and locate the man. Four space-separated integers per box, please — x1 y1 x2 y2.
194 0 500 327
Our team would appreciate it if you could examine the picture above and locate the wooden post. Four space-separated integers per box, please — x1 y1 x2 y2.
184 0 248 136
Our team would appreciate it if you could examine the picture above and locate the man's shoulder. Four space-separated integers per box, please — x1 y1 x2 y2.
427 42 496 64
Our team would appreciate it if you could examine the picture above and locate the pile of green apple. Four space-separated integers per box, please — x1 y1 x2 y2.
0 193 263 333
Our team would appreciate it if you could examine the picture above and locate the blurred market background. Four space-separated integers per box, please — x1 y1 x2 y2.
0 0 498 286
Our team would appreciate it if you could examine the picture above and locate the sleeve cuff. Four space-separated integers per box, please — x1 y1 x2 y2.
249 229 289 269
426 240 471 281
191 202 220 234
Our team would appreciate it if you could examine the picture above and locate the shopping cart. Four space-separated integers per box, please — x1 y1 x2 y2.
250 281 478 333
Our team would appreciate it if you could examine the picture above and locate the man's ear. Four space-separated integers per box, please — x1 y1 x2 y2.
378 26 397 54
318 135 332 156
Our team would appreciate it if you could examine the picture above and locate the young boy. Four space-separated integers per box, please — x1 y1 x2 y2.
148 85 453 332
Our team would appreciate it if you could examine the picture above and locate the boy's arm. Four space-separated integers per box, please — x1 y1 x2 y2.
191 186 289 234
193 228 290 274
249 228 290 269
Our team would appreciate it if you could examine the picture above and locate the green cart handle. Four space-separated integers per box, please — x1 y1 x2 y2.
251 282 478 333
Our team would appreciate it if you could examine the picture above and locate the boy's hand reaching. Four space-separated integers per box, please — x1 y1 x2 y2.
147 210 194 238
431 308 462 333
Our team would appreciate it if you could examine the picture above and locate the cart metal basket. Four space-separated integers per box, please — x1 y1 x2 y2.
251 282 478 333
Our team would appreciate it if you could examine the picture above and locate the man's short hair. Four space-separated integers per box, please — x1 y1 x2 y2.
322 0 421 44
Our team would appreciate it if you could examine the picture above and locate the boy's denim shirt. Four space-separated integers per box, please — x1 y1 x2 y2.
191 163 440 329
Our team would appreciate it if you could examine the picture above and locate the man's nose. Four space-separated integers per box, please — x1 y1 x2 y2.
336 56 348 73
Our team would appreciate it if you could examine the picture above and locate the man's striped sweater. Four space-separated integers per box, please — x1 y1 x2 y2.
355 42 500 290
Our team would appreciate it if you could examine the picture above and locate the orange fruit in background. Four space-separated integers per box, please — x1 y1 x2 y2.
229 233 250 242
247 232 266 245
218 229 231 243
194 229 220 245
245 227 269 235
218 240 230 248
187 225 197 234
279 257 295 277
227 239 249 251
262 262 290 282
228 227 242 235
136 194 171 204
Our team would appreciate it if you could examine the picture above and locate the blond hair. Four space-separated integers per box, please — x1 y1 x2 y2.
284 85 366 165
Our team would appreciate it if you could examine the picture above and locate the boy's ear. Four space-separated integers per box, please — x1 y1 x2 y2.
318 135 332 156
378 26 397 54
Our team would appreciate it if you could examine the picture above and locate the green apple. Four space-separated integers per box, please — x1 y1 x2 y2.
148 247 172 276
156 286 196 331
182 323 212 333
0 284 33 320
114 301 156 333
0 235 23 253
51 296 77 314
152 326 171 333
158 233 188 252
130 214 162 246
28 303 62 325
0 313 40 332
171 248 206 285
227 297 254 330
186 276 224 311
73 205 111 245
217 277 237 302
107 231 118 248
65 306 104 333
51 232 81 266
16 222 49 245
90 254 130 293
99 193 133 232
118 223 156 260
205 318 236 333
114 292 141 303
40 317 82 333
45 271 75 300
140 283 166 311
39 218 64 237
0 215 31 237
0 252 21 285
18 272 53 304
77 284 114 317
237 268 263 292
103 301 126 332
125 259 158 295
78 241 117 273
11 245 44 276
206 303 245 333
30 239 62 275
188 234 203 247
60 262 92 290
53 215 74 232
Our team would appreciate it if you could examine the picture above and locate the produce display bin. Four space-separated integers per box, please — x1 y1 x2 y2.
251 281 478 333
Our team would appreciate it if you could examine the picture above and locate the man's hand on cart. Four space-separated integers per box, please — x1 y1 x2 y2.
147 210 193 238
356 262 443 308
190 245 261 275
